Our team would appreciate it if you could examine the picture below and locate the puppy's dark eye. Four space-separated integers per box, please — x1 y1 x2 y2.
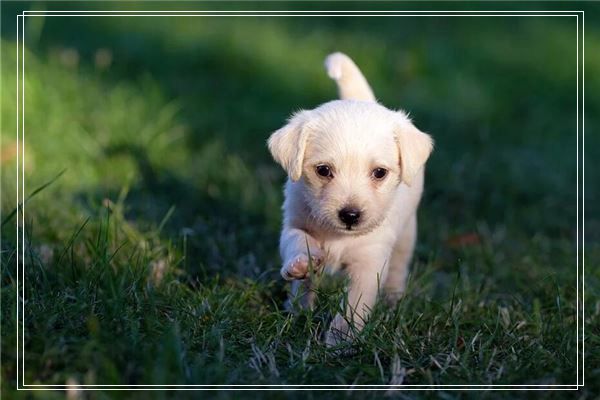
316 164 333 178
372 167 388 180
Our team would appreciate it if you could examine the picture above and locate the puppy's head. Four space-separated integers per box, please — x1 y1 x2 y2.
268 100 433 235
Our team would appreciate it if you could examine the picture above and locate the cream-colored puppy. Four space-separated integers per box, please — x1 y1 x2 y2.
268 52 433 346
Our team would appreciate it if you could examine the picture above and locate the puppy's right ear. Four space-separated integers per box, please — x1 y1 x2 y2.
394 117 434 186
267 111 312 181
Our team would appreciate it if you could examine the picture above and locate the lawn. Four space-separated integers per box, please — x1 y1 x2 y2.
1 1 598 398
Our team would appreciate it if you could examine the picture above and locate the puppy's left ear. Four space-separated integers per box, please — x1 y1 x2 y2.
394 116 434 186
267 111 312 181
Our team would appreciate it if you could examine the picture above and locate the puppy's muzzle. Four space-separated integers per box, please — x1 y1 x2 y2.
338 207 361 230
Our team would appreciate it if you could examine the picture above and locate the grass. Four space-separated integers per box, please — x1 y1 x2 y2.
1 1 599 398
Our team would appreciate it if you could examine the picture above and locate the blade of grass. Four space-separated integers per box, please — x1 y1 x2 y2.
1 169 66 228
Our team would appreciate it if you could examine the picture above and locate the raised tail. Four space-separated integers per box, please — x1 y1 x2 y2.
324 52 376 102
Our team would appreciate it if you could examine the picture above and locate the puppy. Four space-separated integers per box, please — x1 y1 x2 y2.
268 52 433 346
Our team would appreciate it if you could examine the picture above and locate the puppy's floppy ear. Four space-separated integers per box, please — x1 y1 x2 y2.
268 111 312 181
394 116 434 186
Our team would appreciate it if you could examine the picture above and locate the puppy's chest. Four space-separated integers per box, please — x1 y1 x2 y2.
319 236 372 272
320 240 348 270
315 223 399 272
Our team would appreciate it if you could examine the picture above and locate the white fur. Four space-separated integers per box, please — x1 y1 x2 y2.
324 52 376 102
268 52 433 346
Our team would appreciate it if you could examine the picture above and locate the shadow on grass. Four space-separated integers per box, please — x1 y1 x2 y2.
81 141 283 280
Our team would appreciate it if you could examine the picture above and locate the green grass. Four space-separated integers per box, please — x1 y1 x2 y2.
1 1 599 398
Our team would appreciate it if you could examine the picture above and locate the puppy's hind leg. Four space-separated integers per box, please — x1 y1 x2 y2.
383 215 417 306
284 279 315 313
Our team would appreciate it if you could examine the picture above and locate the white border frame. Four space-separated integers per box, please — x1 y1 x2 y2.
12 8 585 391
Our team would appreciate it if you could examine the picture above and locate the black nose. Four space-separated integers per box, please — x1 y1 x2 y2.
338 207 361 227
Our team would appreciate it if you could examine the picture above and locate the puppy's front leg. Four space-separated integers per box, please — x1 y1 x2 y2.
325 248 389 347
279 227 323 280
279 227 323 311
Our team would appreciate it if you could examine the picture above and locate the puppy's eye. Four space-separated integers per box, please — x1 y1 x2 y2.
372 167 388 180
316 164 333 178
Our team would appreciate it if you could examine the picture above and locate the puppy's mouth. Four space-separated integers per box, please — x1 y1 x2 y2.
337 222 367 235
336 219 382 236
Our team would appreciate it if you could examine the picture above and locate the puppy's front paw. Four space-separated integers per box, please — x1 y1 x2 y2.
325 314 357 355
384 291 405 308
281 253 323 281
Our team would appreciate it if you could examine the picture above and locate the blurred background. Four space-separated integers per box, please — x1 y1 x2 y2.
1 1 598 390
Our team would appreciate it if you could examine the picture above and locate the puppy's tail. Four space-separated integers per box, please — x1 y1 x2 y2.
324 52 376 102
